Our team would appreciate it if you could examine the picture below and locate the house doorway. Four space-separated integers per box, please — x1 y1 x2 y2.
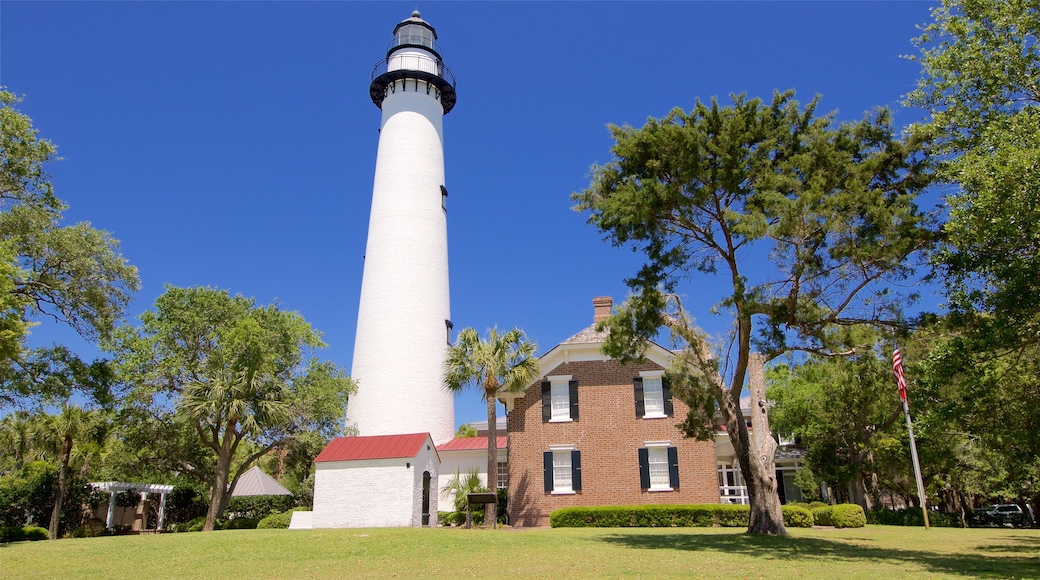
421 471 431 526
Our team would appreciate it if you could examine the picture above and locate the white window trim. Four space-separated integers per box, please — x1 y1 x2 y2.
548 375 573 422
645 443 673 492
639 370 667 419
550 445 575 494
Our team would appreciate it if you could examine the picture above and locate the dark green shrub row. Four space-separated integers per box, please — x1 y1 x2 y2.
1 525 49 543
225 495 297 521
866 508 962 528
173 516 207 533
256 507 308 529
221 517 259 530
811 504 866 528
550 504 814 528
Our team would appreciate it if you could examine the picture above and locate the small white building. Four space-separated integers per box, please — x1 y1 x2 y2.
311 433 440 528
436 435 507 508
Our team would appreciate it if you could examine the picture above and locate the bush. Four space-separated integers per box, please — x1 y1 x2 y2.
811 504 866 528
23 526 49 541
550 504 765 528
781 505 814 528
174 516 207 533
71 517 107 538
866 508 963 528
221 517 259 530
225 495 296 520
256 511 293 529
0 526 27 543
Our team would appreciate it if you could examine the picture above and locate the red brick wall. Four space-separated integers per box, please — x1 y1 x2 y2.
507 358 719 527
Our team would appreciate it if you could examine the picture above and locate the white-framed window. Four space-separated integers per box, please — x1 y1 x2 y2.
552 451 572 492
551 380 570 421
544 445 581 494
640 442 678 491
635 371 671 419
643 376 665 417
543 375 576 422
648 447 670 489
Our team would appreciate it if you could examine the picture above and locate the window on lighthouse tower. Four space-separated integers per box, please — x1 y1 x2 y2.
396 23 435 51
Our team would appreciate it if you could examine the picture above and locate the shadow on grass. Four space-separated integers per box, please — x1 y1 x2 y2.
594 531 1040 579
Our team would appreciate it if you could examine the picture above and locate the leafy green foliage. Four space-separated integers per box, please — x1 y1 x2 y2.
768 345 906 508
574 91 934 533
866 508 963 528
225 495 296 520
256 510 298 529
454 423 477 438
908 3 1040 516
811 504 867 528
549 504 814 528
444 326 537 526
108 285 355 531
21 525 47 540
440 468 486 513
0 90 139 408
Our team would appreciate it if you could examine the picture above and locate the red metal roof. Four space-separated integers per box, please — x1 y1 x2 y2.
314 433 432 462
437 436 507 452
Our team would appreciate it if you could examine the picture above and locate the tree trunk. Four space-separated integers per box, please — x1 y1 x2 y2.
485 393 497 527
850 451 869 511
49 435 73 540
204 447 233 531
738 353 786 535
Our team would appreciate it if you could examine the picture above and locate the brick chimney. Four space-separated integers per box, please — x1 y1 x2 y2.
592 296 613 323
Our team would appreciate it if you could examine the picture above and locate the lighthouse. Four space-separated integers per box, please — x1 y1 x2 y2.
346 11 457 446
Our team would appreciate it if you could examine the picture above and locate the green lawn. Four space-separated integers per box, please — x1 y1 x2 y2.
2 525 1038 579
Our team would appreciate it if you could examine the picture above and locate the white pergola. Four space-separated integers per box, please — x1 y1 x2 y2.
89 481 175 531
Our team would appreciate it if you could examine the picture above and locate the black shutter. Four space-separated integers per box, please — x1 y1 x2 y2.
569 380 579 421
541 381 551 422
571 450 582 491
668 446 680 488
633 377 645 418
543 451 554 492
663 376 674 417
638 448 650 489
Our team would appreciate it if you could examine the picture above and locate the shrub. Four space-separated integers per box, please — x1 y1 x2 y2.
23 526 48 541
71 518 107 538
0 526 27 543
550 504 771 528
812 504 866 528
257 511 293 529
866 508 963 528
221 517 259 530
809 501 829 509
225 495 296 520
174 516 207 533
781 505 814 528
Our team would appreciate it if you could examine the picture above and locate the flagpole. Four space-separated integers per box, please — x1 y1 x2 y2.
893 346 929 530
902 397 930 530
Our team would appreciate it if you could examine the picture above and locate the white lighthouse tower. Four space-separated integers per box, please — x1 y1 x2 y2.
347 11 457 446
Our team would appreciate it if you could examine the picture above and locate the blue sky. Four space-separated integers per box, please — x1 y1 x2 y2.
1 1 936 426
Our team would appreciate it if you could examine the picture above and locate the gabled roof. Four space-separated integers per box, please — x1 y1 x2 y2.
231 466 292 496
314 433 433 463
437 436 507 452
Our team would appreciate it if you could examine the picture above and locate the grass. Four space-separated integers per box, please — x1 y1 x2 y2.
2 525 1039 579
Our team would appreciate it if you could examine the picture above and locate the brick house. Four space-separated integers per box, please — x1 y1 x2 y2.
503 297 720 527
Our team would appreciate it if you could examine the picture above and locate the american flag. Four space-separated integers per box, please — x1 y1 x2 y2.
893 347 908 402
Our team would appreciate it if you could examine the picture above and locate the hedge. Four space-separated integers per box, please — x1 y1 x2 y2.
549 504 814 528
0 525 49 543
866 508 963 528
256 507 308 529
811 504 866 528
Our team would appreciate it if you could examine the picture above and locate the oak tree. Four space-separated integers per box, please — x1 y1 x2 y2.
574 92 934 534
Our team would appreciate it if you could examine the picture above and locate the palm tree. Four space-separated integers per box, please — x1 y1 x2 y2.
444 326 538 526
39 403 101 539
440 468 487 527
